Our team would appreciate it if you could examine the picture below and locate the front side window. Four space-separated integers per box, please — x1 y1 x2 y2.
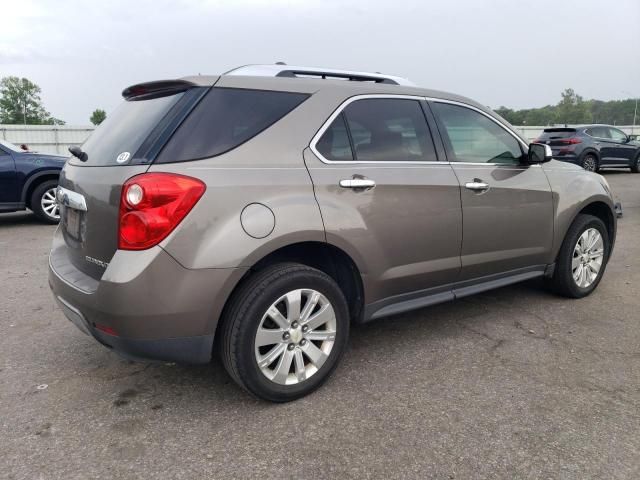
590 126 610 139
432 102 523 164
315 98 437 162
608 128 628 142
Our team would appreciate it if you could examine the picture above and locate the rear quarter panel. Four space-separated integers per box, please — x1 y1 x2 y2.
542 160 616 259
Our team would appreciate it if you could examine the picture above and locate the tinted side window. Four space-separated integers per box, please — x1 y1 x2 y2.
157 88 309 163
433 102 523 164
590 126 610 139
341 99 437 162
316 114 354 161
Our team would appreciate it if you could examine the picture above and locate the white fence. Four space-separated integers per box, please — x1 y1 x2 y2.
0 125 94 155
2 124 639 155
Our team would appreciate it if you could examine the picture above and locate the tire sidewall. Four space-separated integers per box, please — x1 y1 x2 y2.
233 269 349 401
558 216 609 298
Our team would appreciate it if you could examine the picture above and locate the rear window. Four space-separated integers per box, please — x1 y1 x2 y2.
156 88 309 163
79 92 186 166
538 129 576 139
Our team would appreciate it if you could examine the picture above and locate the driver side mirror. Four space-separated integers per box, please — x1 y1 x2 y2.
527 143 552 164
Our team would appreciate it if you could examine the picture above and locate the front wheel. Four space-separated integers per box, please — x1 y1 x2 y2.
220 263 349 402
631 154 640 173
30 180 60 224
548 214 610 298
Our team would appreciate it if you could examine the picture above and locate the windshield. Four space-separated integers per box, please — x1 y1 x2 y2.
0 139 21 152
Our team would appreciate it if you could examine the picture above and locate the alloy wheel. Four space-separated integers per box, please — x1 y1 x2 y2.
572 228 604 288
254 289 337 385
40 187 60 220
582 156 596 172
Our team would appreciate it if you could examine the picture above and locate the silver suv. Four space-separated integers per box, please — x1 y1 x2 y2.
49 65 616 401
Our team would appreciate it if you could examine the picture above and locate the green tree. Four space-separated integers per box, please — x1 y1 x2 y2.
556 88 590 124
0 76 64 125
90 108 106 125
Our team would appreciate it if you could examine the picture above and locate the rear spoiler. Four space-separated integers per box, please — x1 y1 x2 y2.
122 80 197 100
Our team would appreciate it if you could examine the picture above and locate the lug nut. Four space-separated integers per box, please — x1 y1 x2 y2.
300 339 307 346
282 332 290 340
301 325 309 333
291 321 299 329
288 343 295 351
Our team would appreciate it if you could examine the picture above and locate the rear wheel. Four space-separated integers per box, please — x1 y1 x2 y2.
549 214 609 298
581 153 598 172
220 263 349 402
30 180 60 224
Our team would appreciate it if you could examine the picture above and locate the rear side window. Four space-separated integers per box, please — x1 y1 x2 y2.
315 98 437 162
157 88 309 163
316 114 354 161
589 126 610 138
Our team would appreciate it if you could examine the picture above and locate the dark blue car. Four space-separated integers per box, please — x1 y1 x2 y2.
536 125 640 173
0 139 67 223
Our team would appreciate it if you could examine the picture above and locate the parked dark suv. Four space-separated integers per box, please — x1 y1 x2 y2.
49 65 616 401
0 139 66 223
536 125 640 172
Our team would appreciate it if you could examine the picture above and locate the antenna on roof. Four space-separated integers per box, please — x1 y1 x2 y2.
275 61 287 65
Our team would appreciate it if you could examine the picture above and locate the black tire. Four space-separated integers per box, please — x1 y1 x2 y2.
220 263 350 402
581 153 598 172
549 214 610 298
631 153 640 173
30 180 60 224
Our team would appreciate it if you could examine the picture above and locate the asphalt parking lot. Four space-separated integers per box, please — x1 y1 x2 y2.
1 171 639 480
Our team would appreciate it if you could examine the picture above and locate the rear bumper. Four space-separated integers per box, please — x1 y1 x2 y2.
48 227 246 364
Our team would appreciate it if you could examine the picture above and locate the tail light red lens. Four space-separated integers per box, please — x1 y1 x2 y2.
560 137 582 145
119 173 206 250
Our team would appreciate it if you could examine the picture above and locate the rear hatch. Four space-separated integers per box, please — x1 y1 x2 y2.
58 81 208 280
537 128 578 153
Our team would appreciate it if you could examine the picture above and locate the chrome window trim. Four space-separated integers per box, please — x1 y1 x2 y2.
309 94 529 166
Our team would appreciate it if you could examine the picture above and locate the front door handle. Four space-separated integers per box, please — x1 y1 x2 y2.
465 180 490 192
339 178 376 189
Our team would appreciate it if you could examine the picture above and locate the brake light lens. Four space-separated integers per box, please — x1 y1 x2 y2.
559 137 582 145
119 173 206 250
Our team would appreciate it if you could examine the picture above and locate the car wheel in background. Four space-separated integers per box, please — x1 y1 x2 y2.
581 153 598 172
549 214 609 298
31 180 60 224
220 263 349 402
631 154 640 173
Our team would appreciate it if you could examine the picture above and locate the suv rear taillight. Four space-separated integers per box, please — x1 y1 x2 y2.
559 137 582 144
118 173 206 250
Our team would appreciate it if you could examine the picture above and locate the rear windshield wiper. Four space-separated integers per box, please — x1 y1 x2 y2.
69 146 88 162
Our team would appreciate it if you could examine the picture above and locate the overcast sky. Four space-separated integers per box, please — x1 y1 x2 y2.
2 0 639 124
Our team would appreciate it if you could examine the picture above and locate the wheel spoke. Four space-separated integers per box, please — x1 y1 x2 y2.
300 291 320 323
303 304 334 331
573 263 583 283
266 305 289 330
300 341 327 368
588 260 601 274
305 330 336 342
257 343 286 369
255 327 284 347
271 348 294 384
285 290 302 322
571 255 581 270
294 349 306 382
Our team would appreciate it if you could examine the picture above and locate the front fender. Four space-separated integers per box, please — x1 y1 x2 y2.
20 169 61 203
544 162 616 259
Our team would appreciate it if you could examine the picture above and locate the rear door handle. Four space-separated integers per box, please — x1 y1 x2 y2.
339 178 376 189
464 180 489 192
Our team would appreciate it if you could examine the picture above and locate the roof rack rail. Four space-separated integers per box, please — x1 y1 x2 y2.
224 64 414 86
